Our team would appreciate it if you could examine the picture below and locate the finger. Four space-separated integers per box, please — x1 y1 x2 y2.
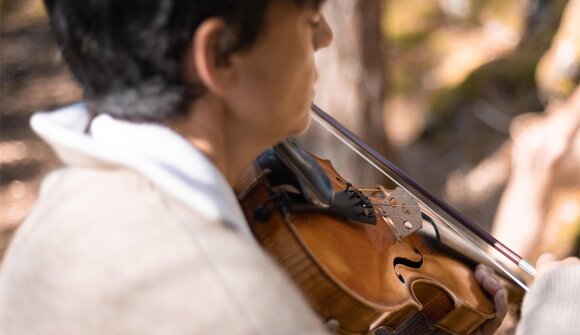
489 289 509 331
481 274 502 296
536 253 556 268
493 288 508 323
324 319 339 332
475 263 493 275
536 253 558 275
477 288 508 335
474 265 485 283
474 264 493 284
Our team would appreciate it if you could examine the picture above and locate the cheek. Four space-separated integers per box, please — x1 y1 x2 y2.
260 51 313 112
231 35 315 137
280 49 316 132
281 50 316 103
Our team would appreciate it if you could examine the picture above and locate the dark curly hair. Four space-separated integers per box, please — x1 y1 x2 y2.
44 0 324 121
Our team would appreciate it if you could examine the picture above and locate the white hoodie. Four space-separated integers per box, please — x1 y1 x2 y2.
30 103 254 241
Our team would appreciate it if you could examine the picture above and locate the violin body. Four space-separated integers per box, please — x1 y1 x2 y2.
236 152 495 335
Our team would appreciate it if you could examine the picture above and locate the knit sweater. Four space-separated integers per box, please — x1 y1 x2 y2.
516 264 580 335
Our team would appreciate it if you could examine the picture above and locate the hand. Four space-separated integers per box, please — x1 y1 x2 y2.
536 253 580 277
470 264 508 335
509 87 580 189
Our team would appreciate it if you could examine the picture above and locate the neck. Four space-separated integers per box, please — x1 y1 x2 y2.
166 96 273 186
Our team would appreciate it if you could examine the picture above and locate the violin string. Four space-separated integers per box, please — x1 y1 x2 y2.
368 202 424 210
329 180 425 206
334 185 421 199
330 184 398 196
361 191 426 200
293 167 423 209
368 200 419 206
366 194 419 199
329 176 347 188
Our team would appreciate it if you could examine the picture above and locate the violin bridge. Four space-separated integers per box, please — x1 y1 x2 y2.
378 186 423 241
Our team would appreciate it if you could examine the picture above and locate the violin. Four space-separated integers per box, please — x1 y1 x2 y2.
235 104 533 335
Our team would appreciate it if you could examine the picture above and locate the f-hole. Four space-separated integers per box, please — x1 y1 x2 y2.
393 247 424 283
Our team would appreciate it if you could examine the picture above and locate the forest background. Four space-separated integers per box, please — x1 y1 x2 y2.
1 0 578 261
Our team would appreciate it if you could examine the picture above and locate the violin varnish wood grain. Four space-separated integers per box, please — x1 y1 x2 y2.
237 162 495 335
241 185 449 334
244 186 385 333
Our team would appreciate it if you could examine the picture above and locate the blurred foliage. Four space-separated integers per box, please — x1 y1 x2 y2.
1 0 46 30
0 0 576 251
382 0 568 144
380 0 574 229
428 0 568 140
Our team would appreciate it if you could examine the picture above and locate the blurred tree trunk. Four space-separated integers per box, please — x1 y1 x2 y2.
307 0 390 186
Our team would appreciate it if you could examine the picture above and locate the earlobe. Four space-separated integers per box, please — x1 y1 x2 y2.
184 18 236 97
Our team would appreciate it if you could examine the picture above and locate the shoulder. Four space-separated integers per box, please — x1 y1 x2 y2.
0 166 328 335
0 167 205 330
5 167 186 263
2 166 211 280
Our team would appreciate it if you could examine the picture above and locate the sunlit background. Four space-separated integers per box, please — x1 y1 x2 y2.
1 0 579 262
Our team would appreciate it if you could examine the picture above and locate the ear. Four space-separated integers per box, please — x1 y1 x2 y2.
184 18 237 97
